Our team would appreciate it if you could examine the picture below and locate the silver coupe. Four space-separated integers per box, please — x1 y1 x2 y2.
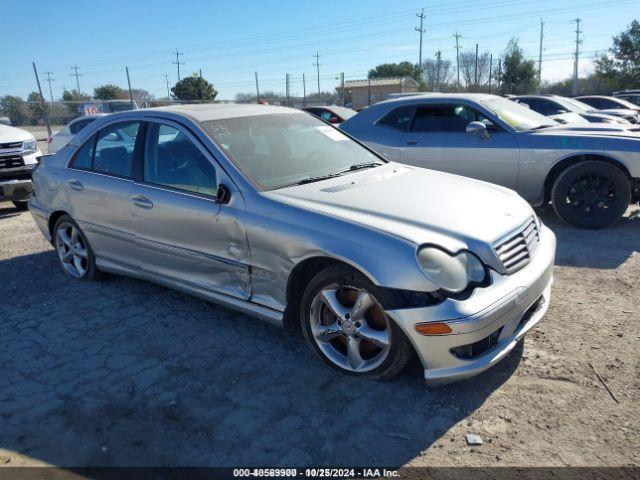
341 93 640 229
29 104 555 385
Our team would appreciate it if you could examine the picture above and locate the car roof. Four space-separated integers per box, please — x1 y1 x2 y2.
141 103 297 122
376 92 500 106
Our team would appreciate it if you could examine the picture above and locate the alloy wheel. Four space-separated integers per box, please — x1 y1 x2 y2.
309 284 391 373
55 222 89 278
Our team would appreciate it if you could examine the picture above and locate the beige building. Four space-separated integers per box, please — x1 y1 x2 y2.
336 77 420 110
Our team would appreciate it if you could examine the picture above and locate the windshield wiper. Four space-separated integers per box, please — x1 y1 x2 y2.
279 162 384 188
529 124 556 130
347 161 384 171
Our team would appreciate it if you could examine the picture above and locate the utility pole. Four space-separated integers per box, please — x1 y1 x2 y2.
32 62 52 139
164 74 171 100
44 71 54 103
285 73 290 107
435 50 442 92
474 43 479 91
454 33 462 92
368 77 372 106
125 66 134 109
538 20 545 89
498 58 502 93
340 72 345 106
415 9 426 78
302 73 307 107
255 72 260 104
70 65 82 93
488 54 493 93
313 52 321 95
572 18 582 96
172 50 184 82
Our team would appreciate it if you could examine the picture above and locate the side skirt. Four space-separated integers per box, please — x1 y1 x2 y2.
95 257 284 328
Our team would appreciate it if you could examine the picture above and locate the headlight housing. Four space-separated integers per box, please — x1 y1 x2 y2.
417 246 486 293
21 139 38 155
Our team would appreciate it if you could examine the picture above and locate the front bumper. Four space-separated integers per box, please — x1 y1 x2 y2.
0 177 33 201
388 224 556 386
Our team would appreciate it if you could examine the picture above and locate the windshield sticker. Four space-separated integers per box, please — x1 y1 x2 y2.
316 125 348 141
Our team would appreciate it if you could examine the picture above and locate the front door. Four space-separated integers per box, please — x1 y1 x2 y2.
401 103 519 189
130 120 250 299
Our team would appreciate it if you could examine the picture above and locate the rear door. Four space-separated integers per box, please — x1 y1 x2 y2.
401 103 519 188
130 120 250 299
64 120 143 268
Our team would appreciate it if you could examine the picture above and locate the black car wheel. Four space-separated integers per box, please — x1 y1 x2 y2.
551 161 631 229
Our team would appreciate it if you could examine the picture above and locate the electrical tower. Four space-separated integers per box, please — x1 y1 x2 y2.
416 9 426 77
313 52 321 95
70 66 82 93
572 18 582 95
44 71 54 103
172 50 185 82
454 33 462 92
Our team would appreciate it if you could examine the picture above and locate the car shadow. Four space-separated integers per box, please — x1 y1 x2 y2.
537 205 640 270
0 202 22 220
0 250 522 468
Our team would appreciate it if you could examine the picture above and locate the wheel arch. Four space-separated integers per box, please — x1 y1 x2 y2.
543 153 632 203
48 210 70 241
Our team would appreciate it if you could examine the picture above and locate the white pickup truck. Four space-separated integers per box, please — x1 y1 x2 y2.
0 124 42 210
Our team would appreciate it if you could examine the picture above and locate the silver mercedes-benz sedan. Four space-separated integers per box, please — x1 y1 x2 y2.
341 93 640 229
29 104 556 385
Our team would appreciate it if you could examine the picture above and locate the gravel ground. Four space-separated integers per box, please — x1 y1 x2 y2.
0 202 638 468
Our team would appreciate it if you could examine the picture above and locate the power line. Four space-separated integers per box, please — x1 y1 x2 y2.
172 50 185 81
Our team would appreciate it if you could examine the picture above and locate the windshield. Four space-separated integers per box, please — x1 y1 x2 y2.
202 113 382 190
609 97 640 109
479 96 555 131
562 97 594 112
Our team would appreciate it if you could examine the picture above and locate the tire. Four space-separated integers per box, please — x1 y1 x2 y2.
551 161 631 229
300 264 414 380
12 201 28 211
53 214 101 281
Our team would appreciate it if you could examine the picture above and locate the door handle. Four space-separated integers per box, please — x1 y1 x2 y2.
68 179 84 191
405 140 418 145
131 195 153 209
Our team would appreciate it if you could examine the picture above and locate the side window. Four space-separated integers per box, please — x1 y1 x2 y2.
319 111 332 121
411 105 486 133
143 123 217 197
93 121 140 178
377 105 414 130
70 135 95 169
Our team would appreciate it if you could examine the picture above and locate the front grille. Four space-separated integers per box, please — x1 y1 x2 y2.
0 141 22 149
494 217 539 274
0 155 24 169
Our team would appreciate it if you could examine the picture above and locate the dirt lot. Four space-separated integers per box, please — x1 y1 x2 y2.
0 202 638 469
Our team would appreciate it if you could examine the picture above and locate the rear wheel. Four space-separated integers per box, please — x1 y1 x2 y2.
53 215 100 281
300 265 413 380
12 201 28 211
551 161 631 229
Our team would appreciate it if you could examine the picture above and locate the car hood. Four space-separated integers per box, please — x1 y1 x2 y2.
266 163 533 255
528 123 640 139
0 124 34 143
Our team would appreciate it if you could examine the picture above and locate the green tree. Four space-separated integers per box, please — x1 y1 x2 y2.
27 92 48 125
171 75 217 101
94 84 127 100
61 89 91 116
595 20 640 90
0 95 28 125
500 39 538 94
368 61 420 81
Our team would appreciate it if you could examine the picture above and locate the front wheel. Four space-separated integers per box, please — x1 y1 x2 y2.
300 265 414 380
551 161 631 229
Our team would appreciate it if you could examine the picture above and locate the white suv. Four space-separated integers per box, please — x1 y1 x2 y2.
0 124 42 210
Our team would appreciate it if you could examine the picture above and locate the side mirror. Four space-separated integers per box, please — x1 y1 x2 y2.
466 121 489 139
216 184 231 205
328 116 339 124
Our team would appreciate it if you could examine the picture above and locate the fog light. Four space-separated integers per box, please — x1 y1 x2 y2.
415 322 452 335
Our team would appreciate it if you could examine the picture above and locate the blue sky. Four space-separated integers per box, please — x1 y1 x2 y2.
1 0 637 100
